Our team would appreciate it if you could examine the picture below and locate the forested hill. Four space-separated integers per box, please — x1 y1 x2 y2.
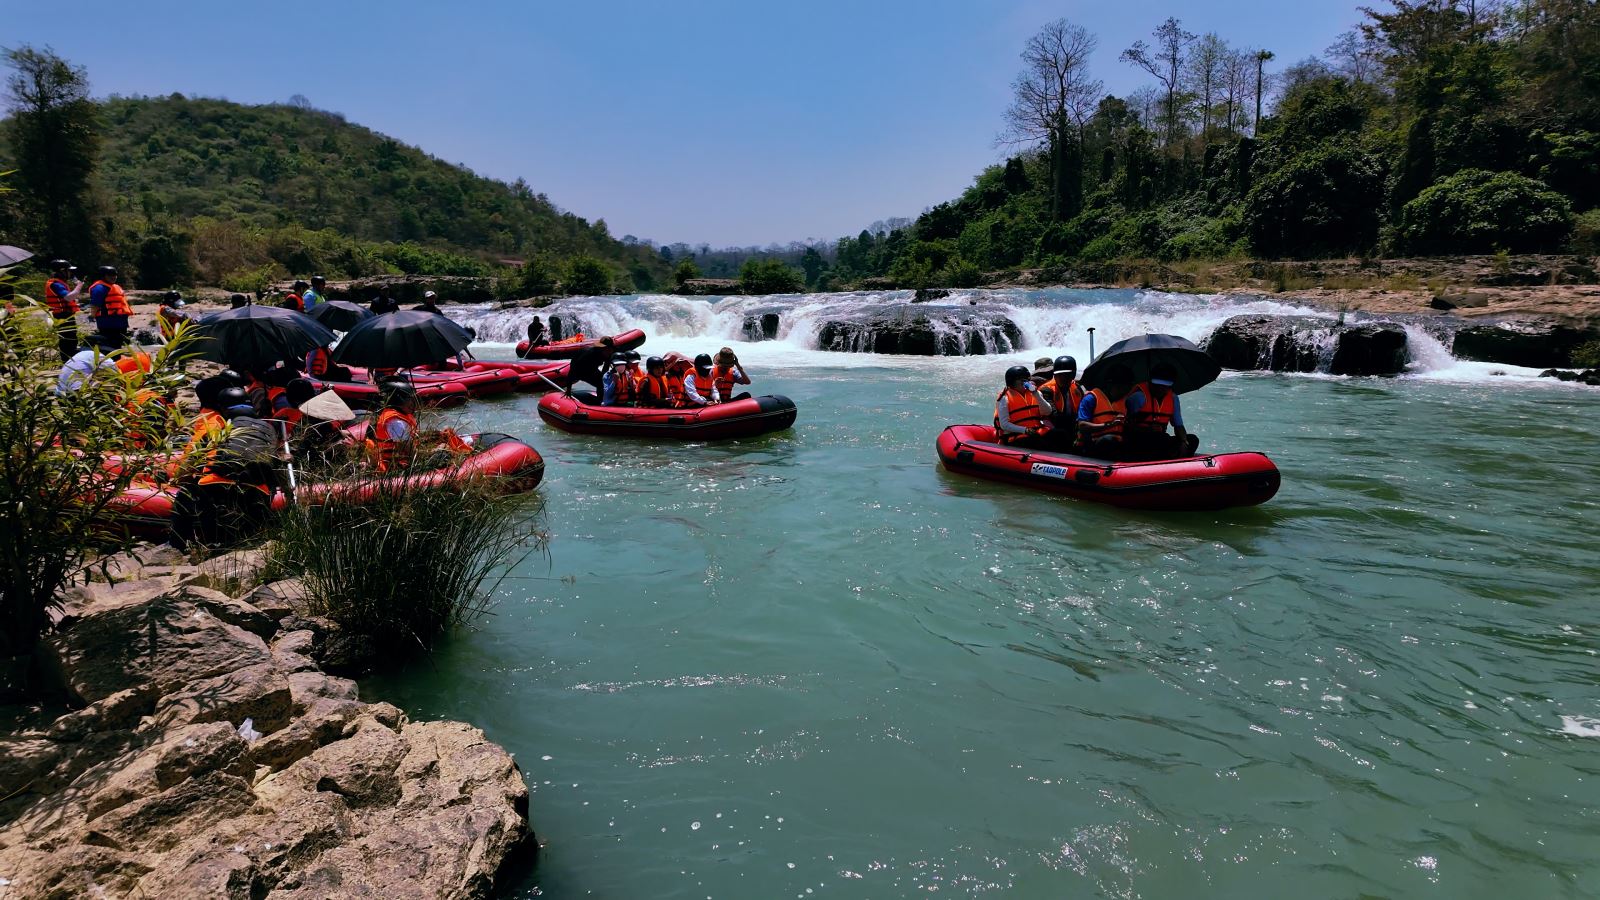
70 95 667 289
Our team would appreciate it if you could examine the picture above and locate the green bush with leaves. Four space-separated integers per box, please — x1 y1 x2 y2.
564 255 616 296
1244 140 1387 258
0 301 195 679
1573 209 1600 254
1396 169 1574 254
673 258 702 291
739 258 805 294
937 257 983 288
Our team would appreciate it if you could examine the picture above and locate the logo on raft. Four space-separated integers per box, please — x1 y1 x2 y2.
1030 463 1067 480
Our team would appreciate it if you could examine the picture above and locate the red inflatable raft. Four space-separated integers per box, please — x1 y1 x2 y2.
106 433 545 539
423 358 572 391
538 392 797 440
515 328 646 360
935 424 1279 510
303 366 520 408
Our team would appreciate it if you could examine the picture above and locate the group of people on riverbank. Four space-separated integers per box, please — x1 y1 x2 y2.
994 356 1198 461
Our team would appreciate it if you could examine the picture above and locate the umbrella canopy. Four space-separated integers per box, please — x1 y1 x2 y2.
332 309 473 368
307 299 373 331
0 245 34 267
1079 333 1221 395
192 304 337 371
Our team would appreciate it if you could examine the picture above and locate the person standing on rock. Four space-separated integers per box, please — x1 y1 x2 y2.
43 259 83 360
84 265 132 348
370 287 400 315
302 275 327 310
415 290 444 315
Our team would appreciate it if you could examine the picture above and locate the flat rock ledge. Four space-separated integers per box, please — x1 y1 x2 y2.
0 545 532 899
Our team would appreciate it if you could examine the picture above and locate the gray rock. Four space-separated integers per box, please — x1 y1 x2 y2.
818 308 1021 356
1452 318 1600 368
1330 322 1409 376
152 661 294 734
742 312 781 341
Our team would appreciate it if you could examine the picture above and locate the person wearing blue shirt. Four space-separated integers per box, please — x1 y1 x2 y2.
1125 365 1198 459
601 354 629 405
301 275 326 310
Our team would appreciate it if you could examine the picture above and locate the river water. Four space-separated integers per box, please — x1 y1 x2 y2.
364 290 1600 899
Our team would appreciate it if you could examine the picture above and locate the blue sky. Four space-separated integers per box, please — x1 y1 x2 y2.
6 0 1365 246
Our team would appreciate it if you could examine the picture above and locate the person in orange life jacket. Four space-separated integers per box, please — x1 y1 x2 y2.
636 356 675 408
281 280 309 312
567 335 616 397
1075 363 1138 459
301 275 326 311
415 290 444 315
680 353 720 407
622 350 644 396
1125 364 1199 459
84 265 131 348
304 344 355 382
712 347 751 402
43 259 84 360
156 292 191 341
993 364 1054 447
170 386 280 549
1038 355 1084 447
602 353 636 406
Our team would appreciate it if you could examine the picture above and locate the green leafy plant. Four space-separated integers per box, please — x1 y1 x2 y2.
564 255 616 296
1396 169 1574 255
1572 339 1600 369
739 258 805 294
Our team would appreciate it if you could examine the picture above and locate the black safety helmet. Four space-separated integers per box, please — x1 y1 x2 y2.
310 274 326 286
1005 364 1031 386
292 280 309 291
215 386 255 418
610 353 629 366
625 350 641 363
217 369 246 385
162 290 183 307
285 377 317 407
49 259 70 273
1053 355 1077 376
694 353 713 371
645 355 665 373
381 380 418 407
229 293 249 308
97 265 118 280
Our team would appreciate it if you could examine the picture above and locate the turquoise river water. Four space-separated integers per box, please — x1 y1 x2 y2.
363 290 1600 899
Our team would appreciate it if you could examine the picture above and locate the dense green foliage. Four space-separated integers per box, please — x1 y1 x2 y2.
739 258 806 294
1 87 671 292
3 47 100 264
800 0 1600 288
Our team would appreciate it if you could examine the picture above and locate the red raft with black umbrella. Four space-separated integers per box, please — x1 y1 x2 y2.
936 333 1280 510
538 391 797 440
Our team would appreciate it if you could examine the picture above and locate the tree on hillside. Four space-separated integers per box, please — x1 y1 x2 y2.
564 256 615 296
1188 33 1229 141
1254 50 1276 135
3 46 100 262
1002 19 1102 221
673 258 701 291
1122 18 1198 147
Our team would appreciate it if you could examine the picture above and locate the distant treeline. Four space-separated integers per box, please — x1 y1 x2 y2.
658 0 1600 292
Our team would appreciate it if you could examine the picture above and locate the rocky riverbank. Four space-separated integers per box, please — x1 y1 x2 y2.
0 544 532 898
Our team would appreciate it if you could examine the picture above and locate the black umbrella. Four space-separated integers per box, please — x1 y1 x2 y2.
1080 333 1221 394
307 299 374 331
0 245 33 267
192 304 337 370
332 309 473 368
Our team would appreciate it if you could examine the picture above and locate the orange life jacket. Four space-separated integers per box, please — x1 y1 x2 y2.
1040 379 1084 419
115 352 152 375
124 389 168 448
284 293 304 312
713 364 745 400
158 306 186 339
273 406 304 432
189 410 227 449
993 386 1043 444
682 371 716 406
665 372 690 407
1085 388 1128 441
89 281 131 318
613 369 640 404
44 277 77 316
369 407 418 472
1130 384 1174 433
640 373 672 407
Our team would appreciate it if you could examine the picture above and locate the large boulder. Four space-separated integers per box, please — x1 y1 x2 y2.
1330 322 1409 376
1452 317 1600 368
817 308 1022 355
742 312 781 341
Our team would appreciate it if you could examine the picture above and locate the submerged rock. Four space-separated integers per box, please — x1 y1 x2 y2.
817 308 1021 356
1452 318 1600 368
742 312 781 341
1205 315 1410 375
1540 368 1600 386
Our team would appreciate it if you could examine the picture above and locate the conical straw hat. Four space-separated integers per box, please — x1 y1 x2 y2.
298 389 355 422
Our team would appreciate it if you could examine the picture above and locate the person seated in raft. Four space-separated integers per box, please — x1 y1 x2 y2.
1030 357 1054 387
637 356 675 408
1038 355 1084 449
304 344 355 383
526 317 549 348
713 347 751 402
602 353 638 406
170 386 283 550
567 335 617 399
1125 365 1199 460
367 380 471 473
1075 364 1139 459
623 350 644 392
994 364 1054 447
681 353 721 407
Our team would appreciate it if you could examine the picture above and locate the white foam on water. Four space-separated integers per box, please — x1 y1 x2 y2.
1558 715 1600 737
445 289 1577 387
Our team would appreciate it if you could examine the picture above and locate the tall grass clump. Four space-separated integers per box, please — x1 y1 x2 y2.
268 469 544 655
